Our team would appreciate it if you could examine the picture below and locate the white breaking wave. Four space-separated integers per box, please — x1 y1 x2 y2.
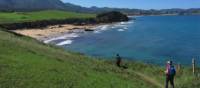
120 22 126 25
94 30 101 34
95 20 133 29
44 33 79 44
56 40 73 46
93 21 133 33
118 29 125 32
44 21 134 45
101 25 109 30
93 25 110 34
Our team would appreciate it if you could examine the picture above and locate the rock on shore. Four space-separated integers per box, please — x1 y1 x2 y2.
96 11 129 23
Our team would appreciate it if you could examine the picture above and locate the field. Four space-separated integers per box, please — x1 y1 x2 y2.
0 10 95 24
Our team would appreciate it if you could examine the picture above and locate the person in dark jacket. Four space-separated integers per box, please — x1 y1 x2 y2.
165 61 176 88
116 54 122 67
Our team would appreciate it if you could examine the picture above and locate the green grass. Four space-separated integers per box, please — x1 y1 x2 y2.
0 29 157 88
0 29 199 88
0 10 95 24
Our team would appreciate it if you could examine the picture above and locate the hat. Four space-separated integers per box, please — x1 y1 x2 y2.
167 61 172 64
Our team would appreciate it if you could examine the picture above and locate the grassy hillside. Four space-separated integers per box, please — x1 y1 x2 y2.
0 28 199 88
0 10 95 24
0 29 157 88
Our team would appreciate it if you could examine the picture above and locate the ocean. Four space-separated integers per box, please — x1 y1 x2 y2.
48 15 200 66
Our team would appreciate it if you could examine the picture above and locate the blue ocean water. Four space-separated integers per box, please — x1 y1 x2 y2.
58 15 200 65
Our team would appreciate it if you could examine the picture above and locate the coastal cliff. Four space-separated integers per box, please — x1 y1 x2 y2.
96 11 129 23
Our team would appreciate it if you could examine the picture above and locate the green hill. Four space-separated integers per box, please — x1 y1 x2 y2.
0 10 95 24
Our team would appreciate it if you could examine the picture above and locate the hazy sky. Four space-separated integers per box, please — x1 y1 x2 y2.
61 0 200 9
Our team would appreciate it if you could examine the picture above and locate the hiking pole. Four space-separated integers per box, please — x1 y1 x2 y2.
192 58 195 75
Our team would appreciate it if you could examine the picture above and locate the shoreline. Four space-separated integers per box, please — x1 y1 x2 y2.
13 24 99 41
12 20 133 45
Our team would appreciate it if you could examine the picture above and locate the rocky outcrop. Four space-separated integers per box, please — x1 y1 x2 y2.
84 29 94 31
96 11 129 23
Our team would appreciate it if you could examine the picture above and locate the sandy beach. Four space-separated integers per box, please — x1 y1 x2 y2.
13 24 97 40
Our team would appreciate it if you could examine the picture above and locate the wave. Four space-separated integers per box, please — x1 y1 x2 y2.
101 25 109 30
43 33 79 43
56 40 73 46
120 22 126 25
94 30 101 34
93 25 110 34
93 21 133 33
95 20 133 30
118 29 125 32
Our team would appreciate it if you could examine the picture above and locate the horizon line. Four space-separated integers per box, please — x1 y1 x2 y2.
62 0 200 10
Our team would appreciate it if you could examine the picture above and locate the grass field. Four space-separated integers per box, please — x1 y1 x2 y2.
0 10 95 24
0 28 199 88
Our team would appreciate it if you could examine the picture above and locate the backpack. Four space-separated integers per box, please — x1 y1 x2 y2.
169 66 176 76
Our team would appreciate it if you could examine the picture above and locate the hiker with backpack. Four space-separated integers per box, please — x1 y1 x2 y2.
165 61 176 88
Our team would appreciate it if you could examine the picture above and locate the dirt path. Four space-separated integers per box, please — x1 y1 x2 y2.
133 71 164 88
125 69 164 88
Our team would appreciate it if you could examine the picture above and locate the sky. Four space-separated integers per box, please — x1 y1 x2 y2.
61 0 200 10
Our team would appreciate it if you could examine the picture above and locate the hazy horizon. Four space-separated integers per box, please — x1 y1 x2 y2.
61 0 200 10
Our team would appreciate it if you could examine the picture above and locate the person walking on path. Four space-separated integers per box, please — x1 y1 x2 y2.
165 61 176 88
116 54 122 67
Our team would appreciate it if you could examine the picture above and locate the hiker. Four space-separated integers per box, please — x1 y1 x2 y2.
165 61 176 88
116 54 122 67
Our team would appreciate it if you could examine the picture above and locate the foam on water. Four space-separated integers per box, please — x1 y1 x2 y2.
93 25 110 34
93 21 132 33
56 40 73 46
118 29 125 32
44 33 79 44
101 25 109 30
44 21 134 46
99 18 133 28
94 30 101 34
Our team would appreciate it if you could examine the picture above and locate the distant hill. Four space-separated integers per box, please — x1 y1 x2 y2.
0 0 66 11
63 3 91 13
63 3 142 15
63 3 200 15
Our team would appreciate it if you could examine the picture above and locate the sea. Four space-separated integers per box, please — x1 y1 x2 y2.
46 15 200 66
